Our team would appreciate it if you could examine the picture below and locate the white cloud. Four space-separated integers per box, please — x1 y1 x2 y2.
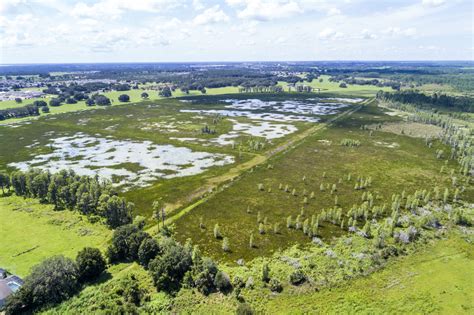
71 0 182 19
384 27 417 37
318 27 344 40
327 7 341 16
230 0 303 21
192 0 205 11
0 0 25 14
193 5 230 25
421 0 446 7
361 29 377 40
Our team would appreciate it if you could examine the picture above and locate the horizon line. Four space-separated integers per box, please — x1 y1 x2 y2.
1 60 473 66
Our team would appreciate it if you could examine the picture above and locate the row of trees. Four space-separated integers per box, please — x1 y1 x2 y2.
330 75 401 90
107 221 232 296
1 169 132 228
0 104 40 120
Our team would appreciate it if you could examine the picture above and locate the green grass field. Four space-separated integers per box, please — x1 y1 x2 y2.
0 195 111 277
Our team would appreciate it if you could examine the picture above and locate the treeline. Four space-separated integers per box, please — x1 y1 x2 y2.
329 75 401 90
0 104 40 120
4 221 234 314
1 169 132 228
84 69 304 91
107 222 233 296
5 248 107 314
378 90 474 112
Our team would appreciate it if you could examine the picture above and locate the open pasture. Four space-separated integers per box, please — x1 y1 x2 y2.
0 94 357 217
0 85 240 122
0 196 111 277
173 102 472 262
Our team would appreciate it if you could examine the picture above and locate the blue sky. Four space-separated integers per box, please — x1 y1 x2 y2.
0 0 472 63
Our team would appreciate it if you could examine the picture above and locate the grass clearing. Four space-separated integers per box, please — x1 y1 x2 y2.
0 195 111 277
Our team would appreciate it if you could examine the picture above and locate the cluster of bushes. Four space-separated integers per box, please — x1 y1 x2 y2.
107 221 232 296
0 104 40 120
1 169 132 228
5 248 106 314
159 86 172 97
330 75 401 90
340 138 361 147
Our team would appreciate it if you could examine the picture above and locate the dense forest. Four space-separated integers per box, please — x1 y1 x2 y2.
378 90 474 112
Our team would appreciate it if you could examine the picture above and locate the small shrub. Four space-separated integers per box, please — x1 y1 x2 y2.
214 271 232 293
236 303 254 315
269 278 283 292
289 270 306 286
233 276 245 289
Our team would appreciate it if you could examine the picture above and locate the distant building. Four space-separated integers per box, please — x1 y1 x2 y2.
0 269 23 309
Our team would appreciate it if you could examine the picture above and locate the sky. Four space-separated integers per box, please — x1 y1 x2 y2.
0 0 473 63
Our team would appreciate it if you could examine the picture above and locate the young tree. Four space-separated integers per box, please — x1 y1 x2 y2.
141 92 149 99
443 188 449 203
249 233 255 248
199 216 205 229
363 221 372 238
273 223 280 234
259 223 265 234
214 223 222 239
222 237 230 252
262 263 270 283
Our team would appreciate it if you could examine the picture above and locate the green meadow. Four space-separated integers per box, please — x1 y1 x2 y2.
0 196 111 277
278 75 394 97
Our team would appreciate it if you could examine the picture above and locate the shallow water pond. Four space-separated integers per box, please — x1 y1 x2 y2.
9 132 234 189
